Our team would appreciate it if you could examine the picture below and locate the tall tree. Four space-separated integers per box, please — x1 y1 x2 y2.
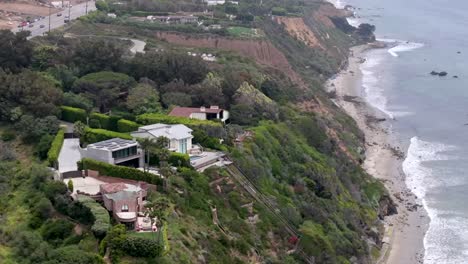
0 69 63 120
72 71 135 112
136 136 169 172
0 30 33 73
126 83 161 115
72 39 124 75
144 196 170 252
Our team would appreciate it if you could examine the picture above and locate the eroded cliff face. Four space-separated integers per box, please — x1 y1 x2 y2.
274 16 325 49
154 31 308 89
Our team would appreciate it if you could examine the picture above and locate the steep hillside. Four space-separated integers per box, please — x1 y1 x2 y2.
154 32 308 89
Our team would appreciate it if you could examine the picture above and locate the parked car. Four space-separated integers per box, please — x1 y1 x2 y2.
57 13 62 17
40 25 45 28
28 24 34 28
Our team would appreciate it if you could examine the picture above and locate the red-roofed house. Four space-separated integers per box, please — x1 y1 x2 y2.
100 182 148 228
169 106 229 123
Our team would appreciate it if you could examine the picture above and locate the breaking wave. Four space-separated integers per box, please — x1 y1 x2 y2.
403 137 468 264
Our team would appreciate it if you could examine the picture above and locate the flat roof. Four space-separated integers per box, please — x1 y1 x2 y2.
87 138 137 151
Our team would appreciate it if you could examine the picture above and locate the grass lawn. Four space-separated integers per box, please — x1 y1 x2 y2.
127 230 162 242
227 26 263 38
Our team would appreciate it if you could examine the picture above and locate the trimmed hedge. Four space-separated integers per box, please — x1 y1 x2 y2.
83 127 132 144
90 112 111 129
61 106 87 123
78 195 111 238
168 152 190 167
136 113 222 128
161 223 170 255
117 119 140 133
78 158 162 185
47 128 65 167
89 113 121 131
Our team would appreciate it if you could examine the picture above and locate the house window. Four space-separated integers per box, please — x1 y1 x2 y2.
179 138 187 154
112 146 137 159
121 204 129 212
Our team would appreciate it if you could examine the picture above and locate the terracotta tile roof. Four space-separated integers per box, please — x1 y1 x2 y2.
169 107 222 117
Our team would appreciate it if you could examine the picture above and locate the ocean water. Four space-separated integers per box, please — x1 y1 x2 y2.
332 0 468 263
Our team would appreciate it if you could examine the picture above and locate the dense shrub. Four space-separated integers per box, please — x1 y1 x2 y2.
47 128 65 167
192 129 225 151
168 152 190 167
83 127 132 144
61 106 87 123
36 134 54 160
1 131 16 141
117 119 140 133
136 113 222 127
41 219 74 242
52 194 95 225
78 195 111 238
90 113 111 129
63 92 93 111
121 237 161 258
79 158 162 185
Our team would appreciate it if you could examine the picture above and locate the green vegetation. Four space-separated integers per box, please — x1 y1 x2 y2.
47 128 65 167
137 113 221 127
227 26 263 38
61 106 87 123
117 119 140 133
168 152 190 167
0 0 391 261
83 127 132 145
78 195 111 238
78 158 162 185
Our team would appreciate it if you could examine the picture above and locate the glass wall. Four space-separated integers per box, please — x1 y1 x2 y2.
112 146 137 159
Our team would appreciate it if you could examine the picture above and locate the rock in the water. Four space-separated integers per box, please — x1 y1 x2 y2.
457 51 461 54
438 71 448 77
453 75 459 78
430 71 439 75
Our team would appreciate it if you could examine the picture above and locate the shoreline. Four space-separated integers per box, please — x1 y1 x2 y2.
325 44 429 264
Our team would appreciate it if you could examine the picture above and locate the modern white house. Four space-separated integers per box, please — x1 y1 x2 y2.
131 124 194 154
79 138 144 168
169 106 229 123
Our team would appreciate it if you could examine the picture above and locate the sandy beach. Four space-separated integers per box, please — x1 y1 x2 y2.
326 45 429 264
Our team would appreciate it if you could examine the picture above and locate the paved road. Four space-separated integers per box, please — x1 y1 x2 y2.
12 1 96 38
64 33 147 54
58 138 81 173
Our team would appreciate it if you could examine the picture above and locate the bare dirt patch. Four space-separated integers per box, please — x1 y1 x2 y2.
274 17 324 49
0 2 55 16
155 31 308 89
312 3 350 28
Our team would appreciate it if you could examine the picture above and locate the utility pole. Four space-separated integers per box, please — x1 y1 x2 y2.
85 0 88 15
68 2 71 19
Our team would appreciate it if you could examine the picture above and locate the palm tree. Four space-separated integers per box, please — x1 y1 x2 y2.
137 138 156 172
144 196 171 255
137 136 170 173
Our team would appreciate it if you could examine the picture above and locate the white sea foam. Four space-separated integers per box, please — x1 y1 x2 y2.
377 38 425 57
403 137 467 264
360 53 409 119
326 0 361 27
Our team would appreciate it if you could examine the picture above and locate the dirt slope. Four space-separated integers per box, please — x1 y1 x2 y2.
155 32 307 89
274 17 324 49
